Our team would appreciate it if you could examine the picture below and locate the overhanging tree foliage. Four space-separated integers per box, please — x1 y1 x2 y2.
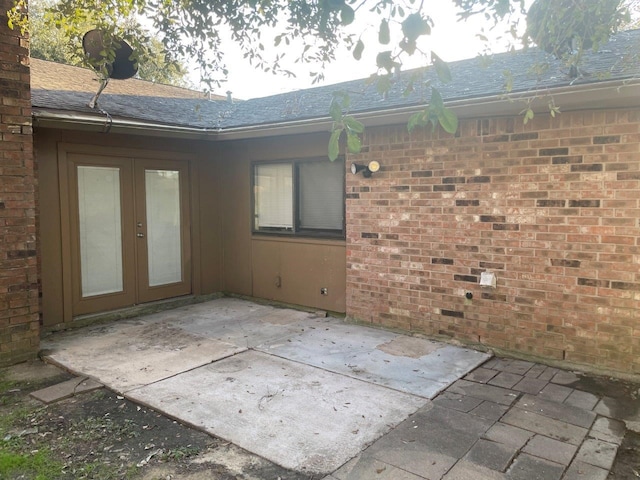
27 0 189 86
525 0 630 75
8 0 635 159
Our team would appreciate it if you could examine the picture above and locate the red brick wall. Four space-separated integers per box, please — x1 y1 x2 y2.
346 109 640 376
0 0 39 365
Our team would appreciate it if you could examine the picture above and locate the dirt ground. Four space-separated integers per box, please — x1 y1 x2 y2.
1 359 639 479
0 360 317 480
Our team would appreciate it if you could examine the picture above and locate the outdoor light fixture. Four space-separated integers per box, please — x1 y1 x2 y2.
350 161 381 178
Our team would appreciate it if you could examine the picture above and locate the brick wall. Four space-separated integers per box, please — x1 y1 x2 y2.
0 0 39 366
346 109 640 376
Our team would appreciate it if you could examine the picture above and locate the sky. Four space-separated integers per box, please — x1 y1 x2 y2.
207 2 530 100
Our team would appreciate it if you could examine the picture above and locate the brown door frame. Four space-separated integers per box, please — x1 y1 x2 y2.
58 143 195 321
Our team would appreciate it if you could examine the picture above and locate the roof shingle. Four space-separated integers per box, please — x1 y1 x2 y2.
31 29 640 130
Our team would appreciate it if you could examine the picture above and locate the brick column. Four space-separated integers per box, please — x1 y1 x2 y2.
0 0 39 365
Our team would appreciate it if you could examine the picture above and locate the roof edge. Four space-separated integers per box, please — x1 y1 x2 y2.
32 78 640 140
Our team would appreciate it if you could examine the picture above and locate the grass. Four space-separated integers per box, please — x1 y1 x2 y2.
0 371 65 480
0 446 64 479
0 436 132 480
0 378 19 406
0 381 64 479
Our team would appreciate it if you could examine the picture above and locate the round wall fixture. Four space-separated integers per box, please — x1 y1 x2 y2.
350 161 382 178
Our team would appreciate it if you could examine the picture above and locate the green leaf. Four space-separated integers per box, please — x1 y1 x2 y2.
376 51 395 73
329 98 343 122
429 88 444 110
340 5 355 25
438 107 458 134
402 13 431 42
408 111 425 132
432 53 452 83
341 92 351 110
494 0 511 18
328 129 342 161
400 39 416 55
344 116 364 133
346 132 362 153
523 108 534 124
375 74 392 94
378 19 390 45
327 0 345 10
353 39 364 60
402 81 415 97
503 70 514 92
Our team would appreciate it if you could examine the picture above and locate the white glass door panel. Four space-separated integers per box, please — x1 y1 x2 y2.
77 166 124 297
145 169 182 286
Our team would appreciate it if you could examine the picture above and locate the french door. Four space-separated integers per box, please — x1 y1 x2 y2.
67 154 191 316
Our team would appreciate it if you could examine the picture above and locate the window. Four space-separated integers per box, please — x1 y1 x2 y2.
254 163 293 230
253 158 345 237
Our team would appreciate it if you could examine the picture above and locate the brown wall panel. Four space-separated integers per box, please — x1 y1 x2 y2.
252 237 346 312
218 132 347 311
35 131 64 326
218 141 253 296
194 150 223 294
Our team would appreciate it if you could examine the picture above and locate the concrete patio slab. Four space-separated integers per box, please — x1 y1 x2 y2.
44 319 245 392
171 297 329 347
260 322 490 398
126 350 427 475
41 298 499 476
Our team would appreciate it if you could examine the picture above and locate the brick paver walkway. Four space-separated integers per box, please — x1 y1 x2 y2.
328 357 633 480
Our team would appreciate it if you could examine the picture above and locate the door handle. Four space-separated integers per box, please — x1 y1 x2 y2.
137 233 145 238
